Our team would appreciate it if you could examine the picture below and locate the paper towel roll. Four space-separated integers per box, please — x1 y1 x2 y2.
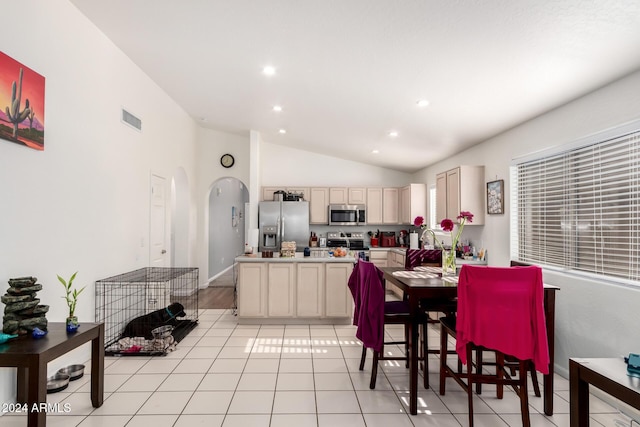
409 232 419 249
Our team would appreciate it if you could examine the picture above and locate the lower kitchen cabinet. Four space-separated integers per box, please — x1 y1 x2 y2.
236 259 353 321
325 263 354 317
296 263 324 317
369 250 388 267
237 263 267 317
268 264 295 317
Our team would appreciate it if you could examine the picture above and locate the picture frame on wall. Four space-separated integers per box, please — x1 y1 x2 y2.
0 51 46 150
487 179 504 214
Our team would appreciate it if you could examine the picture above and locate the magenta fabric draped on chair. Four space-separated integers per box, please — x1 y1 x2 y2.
347 260 386 352
404 248 442 269
455 265 550 374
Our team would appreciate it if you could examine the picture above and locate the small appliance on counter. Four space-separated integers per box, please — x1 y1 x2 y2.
398 230 409 247
380 231 396 247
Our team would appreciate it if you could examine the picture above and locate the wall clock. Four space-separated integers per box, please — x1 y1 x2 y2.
220 153 235 168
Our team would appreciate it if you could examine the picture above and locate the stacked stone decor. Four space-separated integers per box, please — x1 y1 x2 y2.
2 276 49 335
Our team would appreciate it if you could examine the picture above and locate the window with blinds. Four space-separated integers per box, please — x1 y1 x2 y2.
512 128 640 283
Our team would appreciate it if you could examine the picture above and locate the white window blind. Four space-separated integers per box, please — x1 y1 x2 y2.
512 130 640 282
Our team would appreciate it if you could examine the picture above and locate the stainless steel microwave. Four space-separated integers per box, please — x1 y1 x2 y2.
328 204 366 226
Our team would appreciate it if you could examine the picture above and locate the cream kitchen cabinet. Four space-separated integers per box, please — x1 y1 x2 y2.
369 249 388 267
324 262 353 317
382 187 399 224
268 263 296 317
329 187 348 204
386 250 406 297
348 187 367 204
309 187 329 224
237 263 267 317
367 187 399 225
366 188 383 224
435 165 485 225
400 183 427 225
261 186 310 201
296 263 324 317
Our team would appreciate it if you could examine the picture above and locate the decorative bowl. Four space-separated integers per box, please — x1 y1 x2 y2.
151 325 173 339
57 364 85 381
47 373 70 393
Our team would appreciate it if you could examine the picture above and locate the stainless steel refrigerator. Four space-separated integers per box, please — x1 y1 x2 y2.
259 201 310 252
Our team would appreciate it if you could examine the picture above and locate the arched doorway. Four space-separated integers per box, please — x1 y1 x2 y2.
207 177 249 282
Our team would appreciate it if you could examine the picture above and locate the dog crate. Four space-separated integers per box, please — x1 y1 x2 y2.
95 267 199 356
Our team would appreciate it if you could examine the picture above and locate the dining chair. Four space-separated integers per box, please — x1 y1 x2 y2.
348 259 428 389
438 265 549 427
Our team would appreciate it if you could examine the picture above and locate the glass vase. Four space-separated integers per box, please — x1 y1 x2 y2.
441 249 456 276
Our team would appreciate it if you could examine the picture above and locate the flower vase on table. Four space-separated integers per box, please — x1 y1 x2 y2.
441 249 456 276
413 210 474 276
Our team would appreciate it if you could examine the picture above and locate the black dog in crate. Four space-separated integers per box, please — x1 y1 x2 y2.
121 302 186 340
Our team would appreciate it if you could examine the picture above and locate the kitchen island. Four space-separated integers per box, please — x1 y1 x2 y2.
235 253 356 324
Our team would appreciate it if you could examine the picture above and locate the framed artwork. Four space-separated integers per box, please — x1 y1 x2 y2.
0 51 45 150
487 179 504 214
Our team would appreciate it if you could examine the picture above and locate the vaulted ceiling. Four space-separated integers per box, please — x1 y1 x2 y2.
71 0 640 172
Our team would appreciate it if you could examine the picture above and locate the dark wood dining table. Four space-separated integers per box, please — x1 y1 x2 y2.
381 266 559 416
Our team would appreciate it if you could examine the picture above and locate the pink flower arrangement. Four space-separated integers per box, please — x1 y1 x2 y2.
413 211 474 250
414 211 473 273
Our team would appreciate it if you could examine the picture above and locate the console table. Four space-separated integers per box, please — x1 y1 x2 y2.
570 357 640 426
0 322 104 427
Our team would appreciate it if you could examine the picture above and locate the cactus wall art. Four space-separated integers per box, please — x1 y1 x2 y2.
0 51 45 150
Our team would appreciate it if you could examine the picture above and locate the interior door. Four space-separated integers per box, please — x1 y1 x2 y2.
150 174 167 267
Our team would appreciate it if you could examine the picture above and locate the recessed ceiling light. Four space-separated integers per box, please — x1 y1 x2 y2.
273 105 283 112
279 129 287 134
388 131 399 137
262 66 276 76
416 99 430 108
372 149 379 154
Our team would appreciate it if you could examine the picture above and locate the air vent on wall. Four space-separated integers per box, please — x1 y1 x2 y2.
121 108 142 131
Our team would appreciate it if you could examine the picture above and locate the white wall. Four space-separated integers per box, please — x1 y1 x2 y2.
261 141 413 187
0 0 198 404
414 69 640 375
195 127 250 282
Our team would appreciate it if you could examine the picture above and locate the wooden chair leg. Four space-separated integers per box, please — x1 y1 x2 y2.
519 361 531 427
439 322 448 395
423 321 429 389
404 324 410 368
530 363 541 397
359 345 367 371
466 344 474 427
370 349 379 389
496 352 504 399
475 348 483 394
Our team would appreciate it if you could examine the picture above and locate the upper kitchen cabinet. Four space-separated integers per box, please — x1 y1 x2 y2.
309 187 329 224
367 187 399 225
382 188 399 224
261 187 310 201
366 188 383 224
348 188 366 204
329 187 348 204
400 183 426 225
435 165 485 225
262 187 284 201
286 187 310 201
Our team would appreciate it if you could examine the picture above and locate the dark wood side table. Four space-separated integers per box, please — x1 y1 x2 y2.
0 322 104 427
570 357 640 427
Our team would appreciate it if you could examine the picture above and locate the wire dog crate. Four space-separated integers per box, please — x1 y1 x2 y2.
95 267 199 356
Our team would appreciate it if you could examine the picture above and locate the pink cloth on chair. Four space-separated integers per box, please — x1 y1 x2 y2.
348 260 386 352
455 265 550 374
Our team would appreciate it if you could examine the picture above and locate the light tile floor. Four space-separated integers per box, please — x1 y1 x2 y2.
0 308 631 427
